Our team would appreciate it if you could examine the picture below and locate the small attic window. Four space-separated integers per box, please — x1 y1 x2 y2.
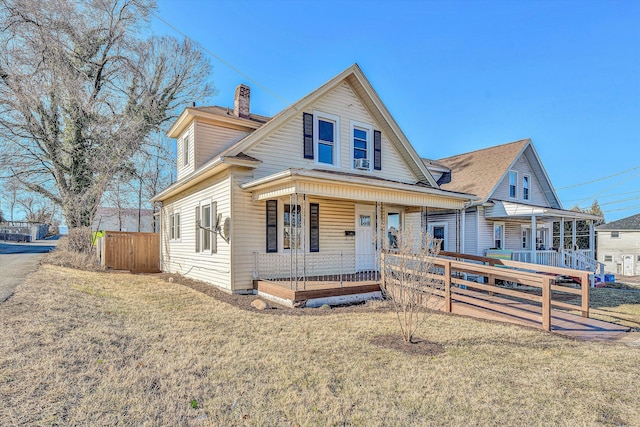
183 134 190 166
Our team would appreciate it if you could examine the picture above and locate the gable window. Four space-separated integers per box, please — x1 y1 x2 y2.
183 134 190 167
351 121 372 170
611 231 620 238
523 175 530 200
284 204 302 250
493 222 504 249
314 111 340 166
169 212 180 240
509 171 517 198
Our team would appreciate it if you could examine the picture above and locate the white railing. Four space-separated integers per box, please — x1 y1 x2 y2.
254 252 380 289
511 250 562 267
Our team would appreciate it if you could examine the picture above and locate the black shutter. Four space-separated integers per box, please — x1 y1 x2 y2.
303 112 314 159
309 203 319 252
266 200 278 253
374 130 382 170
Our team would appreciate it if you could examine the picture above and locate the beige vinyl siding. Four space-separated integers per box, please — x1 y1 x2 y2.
245 81 418 184
160 171 232 290
176 122 195 180
492 155 548 206
231 187 360 290
194 121 249 169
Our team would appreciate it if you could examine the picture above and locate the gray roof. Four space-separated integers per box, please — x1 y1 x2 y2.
596 213 640 230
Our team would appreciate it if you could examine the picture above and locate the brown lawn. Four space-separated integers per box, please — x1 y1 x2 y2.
1 265 639 426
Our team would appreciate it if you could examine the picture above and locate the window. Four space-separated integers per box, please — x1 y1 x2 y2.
522 228 529 249
169 212 180 240
611 231 620 238
493 222 504 249
604 255 613 262
509 171 517 198
387 212 401 249
314 111 340 166
183 134 189 166
428 223 447 251
523 175 530 200
284 204 302 250
202 204 211 251
351 121 372 170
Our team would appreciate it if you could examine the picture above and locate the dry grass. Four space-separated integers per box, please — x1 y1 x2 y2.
43 236 102 271
1 266 639 426
566 287 640 330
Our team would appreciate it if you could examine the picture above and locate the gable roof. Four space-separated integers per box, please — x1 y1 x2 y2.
218 63 438 187
432 139 562 208
596 213 640 230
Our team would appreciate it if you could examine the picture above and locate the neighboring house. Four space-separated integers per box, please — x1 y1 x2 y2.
152 64 475 295
93 207 156 233
422 140 603 274
596 213 640 276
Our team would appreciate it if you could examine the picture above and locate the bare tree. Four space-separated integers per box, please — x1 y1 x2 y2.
381 228 442 344
0 0 213 242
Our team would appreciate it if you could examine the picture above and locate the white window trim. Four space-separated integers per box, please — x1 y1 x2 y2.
350 120 373 172
508 171 518 199
522 174 531 201
493 221 505 249
313 110 340 168
428 222 448 251
278 199 309 253
196 199 217 254
386 209 403 250
183 134 190 167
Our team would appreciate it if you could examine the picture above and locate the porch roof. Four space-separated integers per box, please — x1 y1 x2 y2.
485 200 603 221
240 168 477 209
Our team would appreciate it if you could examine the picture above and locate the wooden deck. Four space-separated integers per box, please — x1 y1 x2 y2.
253 280 381 305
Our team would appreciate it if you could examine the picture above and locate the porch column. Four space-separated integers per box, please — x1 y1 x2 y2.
559 217 565 250
531 215 537 264
460 209 466 254
589 220 595 258
572 219 577 268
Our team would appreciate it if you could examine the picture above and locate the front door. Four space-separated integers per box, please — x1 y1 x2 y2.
622 254 634 276
355 205 376 271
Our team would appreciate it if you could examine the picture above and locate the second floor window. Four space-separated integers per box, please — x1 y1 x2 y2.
318 119 335 164
509 171 517 198
523 175 530 200
183 135 189 166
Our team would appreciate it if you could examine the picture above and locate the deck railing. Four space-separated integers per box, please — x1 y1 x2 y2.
254 252 380 290
384 251 592 331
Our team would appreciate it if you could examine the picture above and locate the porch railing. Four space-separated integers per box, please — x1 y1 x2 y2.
254 252 380 290
509 249 604 284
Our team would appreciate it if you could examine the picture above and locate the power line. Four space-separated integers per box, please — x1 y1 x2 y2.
148 10 291 107
570 170 640 209
557 165 640 190
562 189 640 202
597 196 640 207
602 205 640 213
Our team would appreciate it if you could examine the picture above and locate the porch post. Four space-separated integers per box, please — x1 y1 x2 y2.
531 215 537 264
589 219 595 259
559 217 565 250
460 208 466 254
572 219 577 268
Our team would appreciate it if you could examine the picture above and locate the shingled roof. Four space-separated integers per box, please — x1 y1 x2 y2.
431 139 530 202
597 213 640 230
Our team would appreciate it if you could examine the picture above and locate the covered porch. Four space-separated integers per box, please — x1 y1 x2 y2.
242 168 472 304
485 201 604 281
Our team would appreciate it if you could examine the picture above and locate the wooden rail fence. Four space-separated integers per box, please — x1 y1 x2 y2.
98 231 160 273
381 250 592 332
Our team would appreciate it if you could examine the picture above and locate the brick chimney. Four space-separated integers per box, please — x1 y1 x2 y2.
233 84 250 119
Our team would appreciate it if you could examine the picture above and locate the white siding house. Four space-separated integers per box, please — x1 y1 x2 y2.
596 213 640 276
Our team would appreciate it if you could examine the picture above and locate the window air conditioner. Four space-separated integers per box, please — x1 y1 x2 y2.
354 158 370 170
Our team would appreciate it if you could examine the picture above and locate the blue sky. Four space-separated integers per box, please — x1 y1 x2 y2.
151 0 639 222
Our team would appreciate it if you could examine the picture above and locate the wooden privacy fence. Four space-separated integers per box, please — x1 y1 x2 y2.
98 231 160 273
381 250 591 332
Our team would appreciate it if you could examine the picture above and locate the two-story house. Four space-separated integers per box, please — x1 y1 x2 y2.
151 64 475 303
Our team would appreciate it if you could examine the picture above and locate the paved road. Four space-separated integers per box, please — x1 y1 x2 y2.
0 238 57 302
